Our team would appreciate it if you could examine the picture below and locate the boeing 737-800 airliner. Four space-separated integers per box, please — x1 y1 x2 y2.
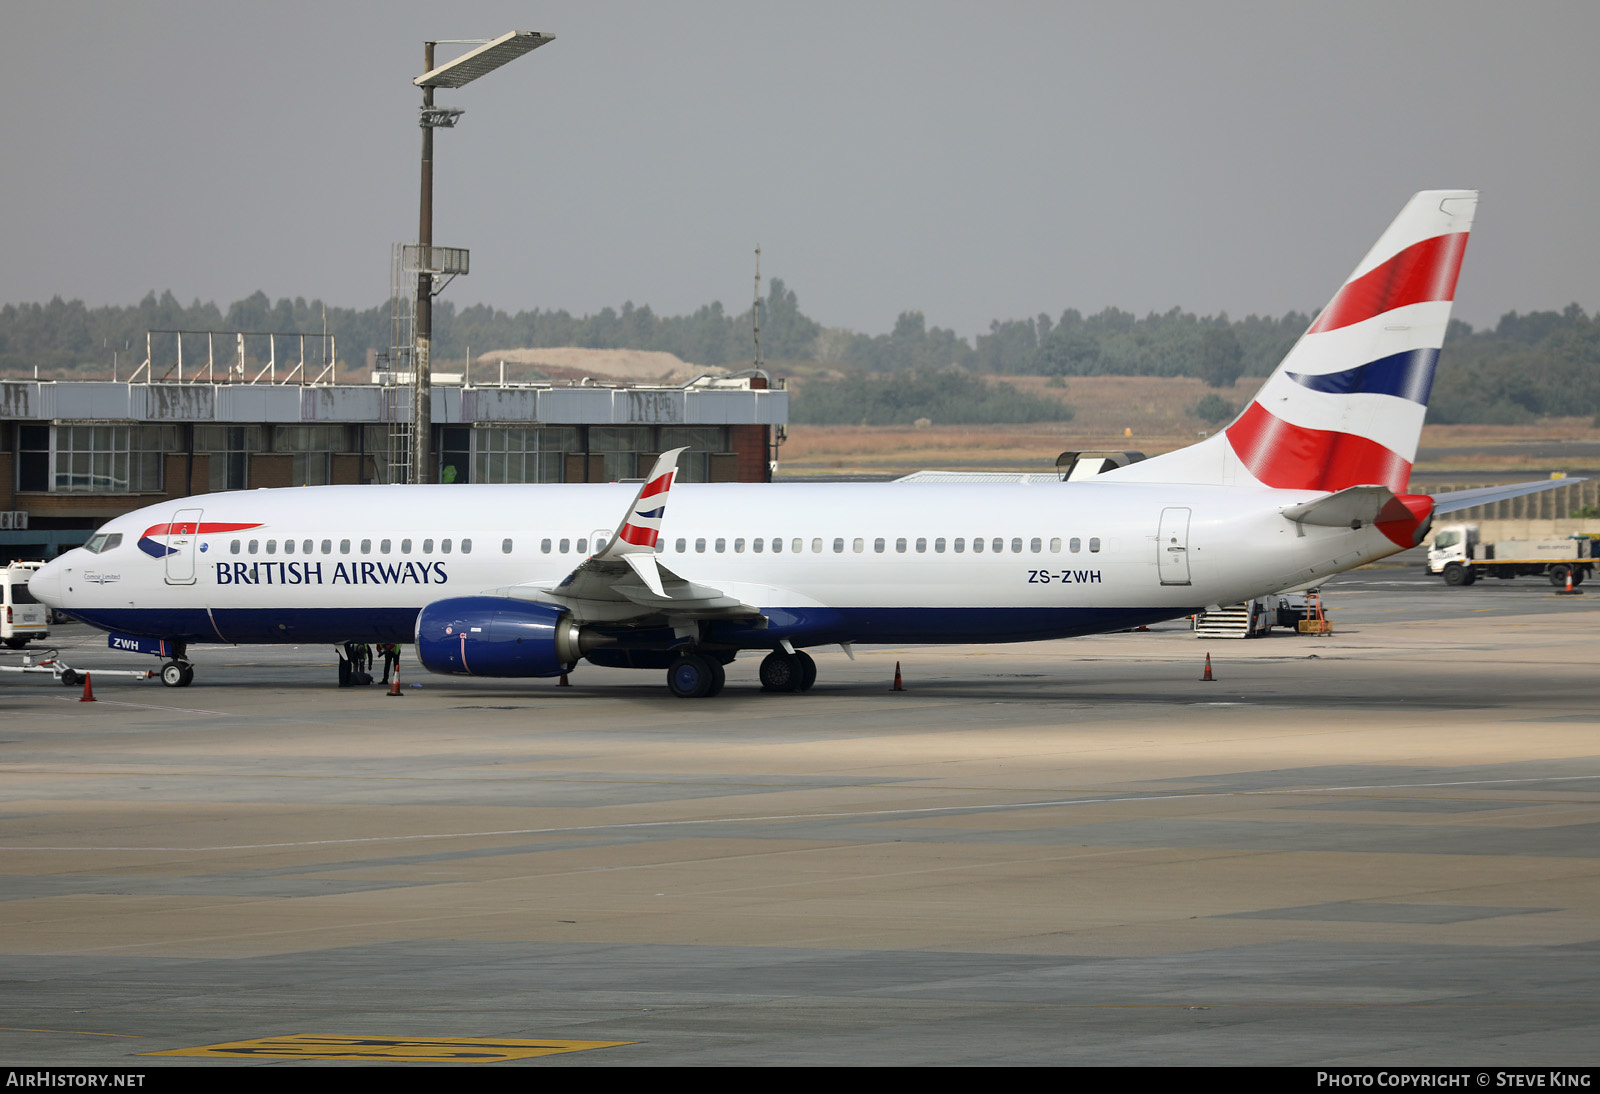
27 190 1568 696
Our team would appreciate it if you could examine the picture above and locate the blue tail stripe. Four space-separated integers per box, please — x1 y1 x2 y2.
1286 347 1439 405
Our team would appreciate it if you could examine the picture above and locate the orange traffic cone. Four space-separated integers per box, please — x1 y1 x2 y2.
79 673 96 702
558 672 571 687
892 661 904 691
1557 567 1583 595
387 667 403 697
1201 653 1215 682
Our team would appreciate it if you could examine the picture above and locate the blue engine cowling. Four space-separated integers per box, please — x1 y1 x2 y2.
414 596 581 678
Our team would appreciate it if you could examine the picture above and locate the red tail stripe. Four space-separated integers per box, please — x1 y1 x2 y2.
1225 401 1411 492
1307 232 1468 334
638 471 675 500
618 525 659 547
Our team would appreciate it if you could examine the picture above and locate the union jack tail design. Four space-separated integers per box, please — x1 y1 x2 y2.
598 447 689 557
1112 190 1477 493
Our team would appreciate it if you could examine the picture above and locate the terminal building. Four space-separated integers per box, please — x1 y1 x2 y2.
0 373 786 559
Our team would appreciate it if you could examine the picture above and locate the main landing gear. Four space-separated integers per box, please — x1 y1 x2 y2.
663 648 817 697
160 660 195 688
758 649 816 693
666 652 726 698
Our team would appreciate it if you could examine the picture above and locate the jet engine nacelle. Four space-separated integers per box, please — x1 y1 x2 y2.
414 596 582 678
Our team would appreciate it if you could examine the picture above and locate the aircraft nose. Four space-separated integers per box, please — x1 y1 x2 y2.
28 557 63 608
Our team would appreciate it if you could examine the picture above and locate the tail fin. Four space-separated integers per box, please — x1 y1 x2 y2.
1110 190 1477 491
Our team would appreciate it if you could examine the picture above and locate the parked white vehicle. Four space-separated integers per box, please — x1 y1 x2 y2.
1428 523 1597 586
2 561 50 648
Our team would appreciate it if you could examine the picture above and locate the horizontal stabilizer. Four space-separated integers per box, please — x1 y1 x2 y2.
1281 485 1398 528
1431 478 1589 515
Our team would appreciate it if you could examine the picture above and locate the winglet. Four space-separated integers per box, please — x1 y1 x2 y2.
597 447 687 560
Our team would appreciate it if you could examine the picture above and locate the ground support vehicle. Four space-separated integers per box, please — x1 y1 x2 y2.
1428 524 1598 587
2 561 49 648
1193 590 1327 637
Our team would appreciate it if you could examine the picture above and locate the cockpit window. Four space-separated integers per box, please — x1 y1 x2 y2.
83 533 123 554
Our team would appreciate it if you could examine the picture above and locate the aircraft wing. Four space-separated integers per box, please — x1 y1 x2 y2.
485 448 763 625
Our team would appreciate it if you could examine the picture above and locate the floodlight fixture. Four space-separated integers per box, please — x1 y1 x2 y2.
415 31 555 89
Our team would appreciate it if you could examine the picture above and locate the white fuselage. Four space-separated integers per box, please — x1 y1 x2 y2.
31 479 1403 650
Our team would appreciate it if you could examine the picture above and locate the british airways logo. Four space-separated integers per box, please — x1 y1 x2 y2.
214 561 449 586
139 522 263 559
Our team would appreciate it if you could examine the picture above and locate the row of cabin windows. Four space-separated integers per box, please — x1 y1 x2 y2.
230 537 485 556
533 535 1102 555
223 534 1104 558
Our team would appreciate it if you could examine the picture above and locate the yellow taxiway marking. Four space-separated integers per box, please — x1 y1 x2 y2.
146 1034 634 1061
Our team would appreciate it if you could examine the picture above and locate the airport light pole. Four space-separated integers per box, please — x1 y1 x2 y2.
412 30 554 483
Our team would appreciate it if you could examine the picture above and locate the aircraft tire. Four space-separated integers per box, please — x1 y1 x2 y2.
706 659 726 697
667 653 717 699
161 661 189 688
796 651 817 692
759 651 802 693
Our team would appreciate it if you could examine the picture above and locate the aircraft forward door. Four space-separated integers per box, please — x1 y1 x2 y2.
164 507 204 585
1157 507 1192 586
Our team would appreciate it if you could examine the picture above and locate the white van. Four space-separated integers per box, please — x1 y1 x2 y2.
2 561 49 648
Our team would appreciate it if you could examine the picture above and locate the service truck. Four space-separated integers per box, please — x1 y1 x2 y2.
1427 523 1598 586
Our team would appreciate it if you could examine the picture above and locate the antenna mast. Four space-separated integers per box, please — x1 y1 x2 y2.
752 243 762 369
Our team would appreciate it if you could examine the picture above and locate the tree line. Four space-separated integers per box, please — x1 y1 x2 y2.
1 284 1596 424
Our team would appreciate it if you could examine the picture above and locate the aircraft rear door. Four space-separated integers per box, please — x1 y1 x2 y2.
1157 507 1192 586
164 507 204 585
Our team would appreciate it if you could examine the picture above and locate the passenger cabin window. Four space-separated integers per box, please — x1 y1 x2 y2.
695 538 706 553
340 539 351 555
266 540 277 555
1049 538 1061 552
753 538 764 553
283 539 294 555
954 538 965 553
771 538 783 553
542 539 552 553
972 538 984 553
248 540 260 555
1010 538 1022 553
874 537 886 553
715 538 726 553
1030 537 1042 552
832 538 844 553
322 540 332 554
916 538 927 553
501 539 513 554
675 538 686 553
559 538 570 553
852 538 864 553
1070 537 1081 553
734 538 745 554
401 539 412 553
230 540 240 555
1089 537 1101 552
896 538 907 553
380 539 391 554
935 538 946 553
360 539 371 554
441 539 453 554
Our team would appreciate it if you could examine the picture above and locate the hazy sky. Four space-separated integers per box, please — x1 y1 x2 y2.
5 1 1597 338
